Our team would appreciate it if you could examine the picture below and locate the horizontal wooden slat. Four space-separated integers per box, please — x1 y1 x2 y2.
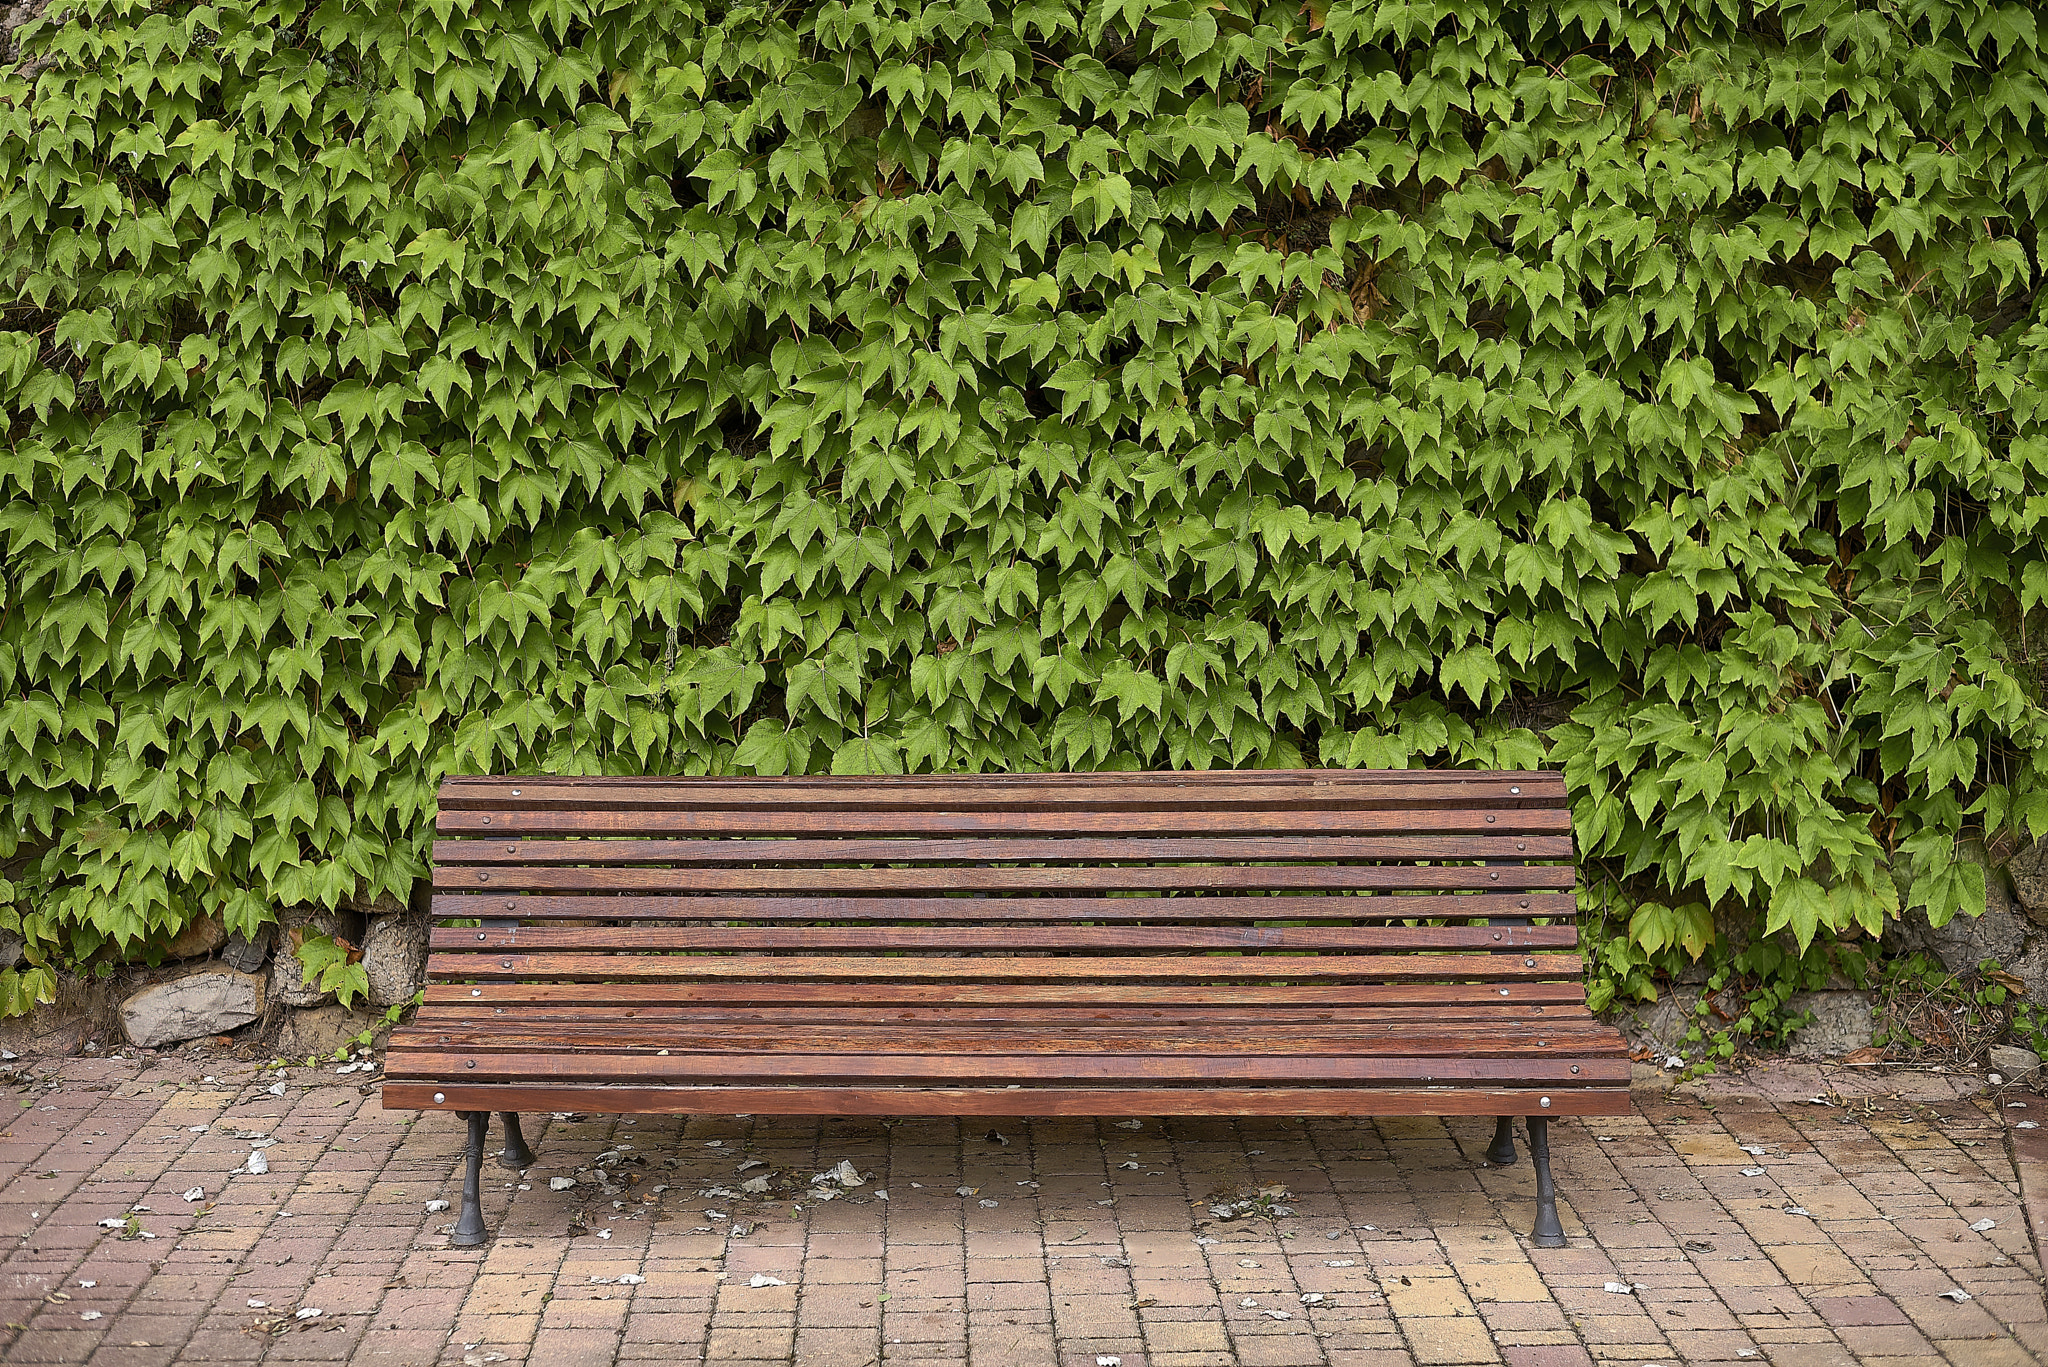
439 769 1561 790
398 1021 1624 1057
435 772 1566 816
433 924 1577 953
416 1005 1597 1032
427 951 1584 983
437 807 1572 838
433 864 1574 894
431 892 1578 923
383 1082 1633 1118
387 1049 1628 1085
424 980 1588 1008
433 834 1574 866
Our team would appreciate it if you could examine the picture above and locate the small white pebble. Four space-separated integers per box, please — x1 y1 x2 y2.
749 1274 786 1288
426 1200 451 1213
296 1307 322 1320
248 1299 267 1309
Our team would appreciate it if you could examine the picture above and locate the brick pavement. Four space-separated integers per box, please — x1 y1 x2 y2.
0 1053 2039 1365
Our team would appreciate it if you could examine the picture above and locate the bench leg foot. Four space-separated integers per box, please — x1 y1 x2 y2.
496 1112 537 1171
1526 1117 1566 1248
451 1111 490 1247
1486 1115 1518 1166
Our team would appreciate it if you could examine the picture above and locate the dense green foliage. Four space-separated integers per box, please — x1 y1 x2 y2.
3 0 2046 1018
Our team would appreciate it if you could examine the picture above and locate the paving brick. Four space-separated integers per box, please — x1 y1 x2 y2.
3 1056 2040 1367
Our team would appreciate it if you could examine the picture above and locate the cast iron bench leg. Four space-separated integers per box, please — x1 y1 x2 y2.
1486 1115 1518 1165
1526 1116 1566 1248
497 1112 537 1170
451 1111 490 1247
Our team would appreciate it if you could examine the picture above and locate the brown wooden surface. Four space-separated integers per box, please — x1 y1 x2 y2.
431 924 1577 953
433 834 1575 865
429 892 1579 922
434 772 1566 814
436 807 1572 837
381 1082 1632 1117
386 1048 1629 1085
422 980 1589 1007
432 863 1575 893
426 951 1585 982
414 1002 1594 1028
396 1021 1622 1055
393 769 1627 1122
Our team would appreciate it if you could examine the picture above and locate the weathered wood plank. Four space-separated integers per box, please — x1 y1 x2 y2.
431 924 1578 953
382 1082 1634 1118
431 863 1576 893
386 1048 1631 1085
426 950 1585 983
437 807 1572 837
428 892 1579 923
433 834 1574 865
422 980 1589 1008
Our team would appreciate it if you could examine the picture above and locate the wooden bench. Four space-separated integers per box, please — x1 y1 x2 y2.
383 769 1629 1247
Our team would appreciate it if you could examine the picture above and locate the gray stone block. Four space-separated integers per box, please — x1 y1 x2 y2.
1784 991 1874 1056
361 913 427 1009
121 968 266 1048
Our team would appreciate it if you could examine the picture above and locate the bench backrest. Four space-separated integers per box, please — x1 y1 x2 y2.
425 770 1582 1025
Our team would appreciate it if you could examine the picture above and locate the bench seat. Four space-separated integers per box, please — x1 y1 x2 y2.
384 769 1629 1245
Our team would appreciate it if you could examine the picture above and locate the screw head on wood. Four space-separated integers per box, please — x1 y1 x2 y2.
433 1093 445 1104
1540 1096 1551 1107
1511 786 1520 794
511 788 521 796
1571 1065 1580 1074
1524 958 1536 968
481 816 491 824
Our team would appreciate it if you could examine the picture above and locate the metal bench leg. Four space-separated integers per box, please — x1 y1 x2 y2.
1486 1115 1518 1166
497 1112 537 1170
451 1111 490 1247
1526 1117 1566 1248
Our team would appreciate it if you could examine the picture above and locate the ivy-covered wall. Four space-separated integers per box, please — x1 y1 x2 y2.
2 0 2045 1018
